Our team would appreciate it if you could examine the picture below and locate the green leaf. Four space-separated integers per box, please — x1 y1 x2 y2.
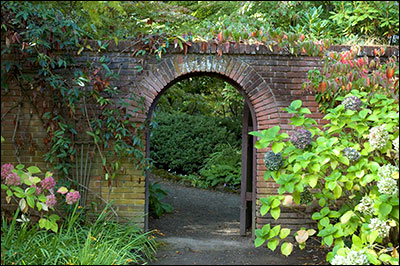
312 212 322 220
277 227 290 239
267 238 279 251
290 100 302 110
333 185 342 199
31 176 41 184
319 217 330 227
324 235 333 247
272 142 284 153
340 210 355 224
26 195 35 208
367 230 379 244
38 194 47 202
16 164 25 170
255 237 266 247
270 225 281 238
366 249 380 265
271 207 281 220
379 254 392 262
260 205 270 216
379 203 392 218
27 166 41 174
281 242 293 256
320 207 330 217
352 234 362 249
271 198 281 208
299 107 311 115
308 175 318 188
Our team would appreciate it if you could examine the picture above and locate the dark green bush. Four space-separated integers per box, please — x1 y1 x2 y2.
150 112 241 175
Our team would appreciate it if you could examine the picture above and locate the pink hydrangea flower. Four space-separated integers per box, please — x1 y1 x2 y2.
1 163 14 179
32 184 43 196
66 191 80 205
41 176 56 190
46 194 57 208
4 172 21 186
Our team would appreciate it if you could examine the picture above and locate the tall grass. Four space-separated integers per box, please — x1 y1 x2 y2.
1 204 157 265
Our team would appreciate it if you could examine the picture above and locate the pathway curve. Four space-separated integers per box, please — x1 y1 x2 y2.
148 176 326 265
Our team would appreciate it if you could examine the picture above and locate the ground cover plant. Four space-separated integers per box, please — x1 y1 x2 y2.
251 46 399 265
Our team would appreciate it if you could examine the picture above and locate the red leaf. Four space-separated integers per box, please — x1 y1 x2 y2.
218 31 223 42
386 68 394 79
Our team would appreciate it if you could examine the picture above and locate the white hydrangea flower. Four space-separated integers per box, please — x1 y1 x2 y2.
331 254 348 265
377 177 398 196
368 125 389 150
369 218 391 238
347 250 369 265
393 136 399 158
378 164 399 179
357 196 374 215
331 248 369 265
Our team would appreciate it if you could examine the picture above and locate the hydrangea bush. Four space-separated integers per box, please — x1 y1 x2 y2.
1 159 80 233
250 90 399 265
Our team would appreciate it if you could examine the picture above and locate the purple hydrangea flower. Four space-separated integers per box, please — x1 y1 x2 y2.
290 129 312 149
1 163 14 179
41 176 56 190
4 172 21 186
342 96 362 111
46 194 57 208
66 191 80 205
264 151 283 171
343 147 361 162
32 184 43 196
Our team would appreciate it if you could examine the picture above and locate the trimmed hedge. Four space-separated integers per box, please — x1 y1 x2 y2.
150 112 241 175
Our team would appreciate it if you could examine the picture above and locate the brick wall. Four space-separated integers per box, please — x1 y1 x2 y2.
2 41 398 232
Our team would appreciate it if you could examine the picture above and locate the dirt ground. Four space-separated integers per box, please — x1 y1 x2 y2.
148 175 328 265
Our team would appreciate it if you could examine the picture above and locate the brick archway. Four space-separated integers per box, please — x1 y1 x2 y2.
138 55 282 236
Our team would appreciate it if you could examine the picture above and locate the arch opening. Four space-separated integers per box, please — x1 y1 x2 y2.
144 72 258 238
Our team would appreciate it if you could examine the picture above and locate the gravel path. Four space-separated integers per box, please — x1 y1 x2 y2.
148 176 326 265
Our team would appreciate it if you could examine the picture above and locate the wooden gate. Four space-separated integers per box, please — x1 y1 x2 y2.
240 102 256 237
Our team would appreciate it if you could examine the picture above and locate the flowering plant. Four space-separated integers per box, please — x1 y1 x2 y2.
250 90 399 265
1 160 80 232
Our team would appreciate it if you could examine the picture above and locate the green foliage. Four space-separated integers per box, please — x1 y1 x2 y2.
157 76 243 119
199 143 241 188
150 111 241 175
148 181 173 218
1 2 147 182
251 93 399 264
1 204 157 265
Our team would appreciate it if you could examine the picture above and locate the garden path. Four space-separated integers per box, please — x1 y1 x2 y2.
148 175 326 265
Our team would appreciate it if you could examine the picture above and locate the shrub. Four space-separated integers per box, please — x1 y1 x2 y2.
150 111 241 175
199 143 241 188
250 92 399 265
148 181 173 218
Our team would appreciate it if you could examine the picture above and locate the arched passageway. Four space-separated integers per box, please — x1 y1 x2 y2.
144 72 258 237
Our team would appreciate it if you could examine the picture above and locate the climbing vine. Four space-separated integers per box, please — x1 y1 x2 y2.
0 2 150 206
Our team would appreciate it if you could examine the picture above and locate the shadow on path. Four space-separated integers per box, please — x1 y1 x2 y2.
148 175 326 265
